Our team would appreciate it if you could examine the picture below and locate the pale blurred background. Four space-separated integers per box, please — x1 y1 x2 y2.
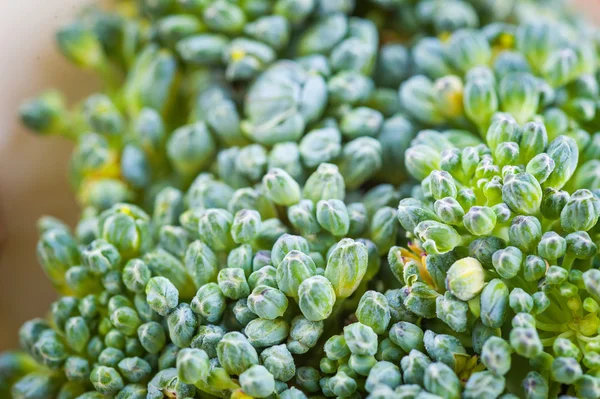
0 0 598 351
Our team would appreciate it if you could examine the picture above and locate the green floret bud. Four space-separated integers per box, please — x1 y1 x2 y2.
509 216 542 253
20 90 67 135
272 234 310 268
90 366 124 395
167 303 197 348
560 189 600 233
324 238 368 299
502 172 543 215
348 353 377 376
303 163 345 203
245 318 289 348
423 362 461 399
509 327 543 359
338 136 382 189
426 170 458 200
524 255 546 282
123 259 151 294
537 232 566 262
480 279 509 328
340 107 383 139
190 325 225 359
541 188 570 220
288 200 320 236
498 72 540 124
227 244 253 277
423 330 467 369
233 298 258 327
260 344 295 382
279 387 308 399
231 210 262 244
287 316 324 355
145 277 179 317
364 361 402 392
184 240 219 290
36 229 80 289
370 206 399 255
248 285 288 320
248 266 277 290
167 122 216 177
509 288 534 313
191 283 226 323
65 317 90 354
526 153 555 184
197 209 234 252
276 250 316 298
344 322 378 356
551 357 582 385
356 291 391 334
404 282 439 318
329 371 357 398
56 23 106 69
435 292 468 333
65 356 91 382
11 372 62 399
463 206 497 236
397 199 440 233
299 127 342 169
298 276 335 322
522 370 549 399
216 332 258 376
137 322 166 355
566 231 597 260
553 338 581 360
414 221 462 255
110 307 142 337
203 0 245 34
543 135 579 190
117 357 151 383
400 349 430 386
389 322 424 353
316 199 350 236
217 267 250 300
446 257 485 301
481 337 512 376
492 246 522 279
239 365 275 398
464 371 505 399
262 168 301 206
434 197 465 226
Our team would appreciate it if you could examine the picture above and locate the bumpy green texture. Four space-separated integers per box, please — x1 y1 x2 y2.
5 0 600 398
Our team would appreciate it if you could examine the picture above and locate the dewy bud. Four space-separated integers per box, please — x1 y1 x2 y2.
502 172 543 215
492 246 523 279
543 136 579 190
262 168 301 206
480 279 509 328
485 114 521 153
560 189 600 233
426 170 458 200
324 238 368 299
446 257 485 301
509 216 542 253
463 76 498 129
298 276 336 322
463 206 497 236
56 23 106 69
303 163 346 203
414 221 462 255
498 72 540 124
316 200 350 237
526 153 555 184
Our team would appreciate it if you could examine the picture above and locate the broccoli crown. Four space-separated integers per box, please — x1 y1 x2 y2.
5 0 600 398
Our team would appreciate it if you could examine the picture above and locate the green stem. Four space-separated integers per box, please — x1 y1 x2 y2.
562 252 575 272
